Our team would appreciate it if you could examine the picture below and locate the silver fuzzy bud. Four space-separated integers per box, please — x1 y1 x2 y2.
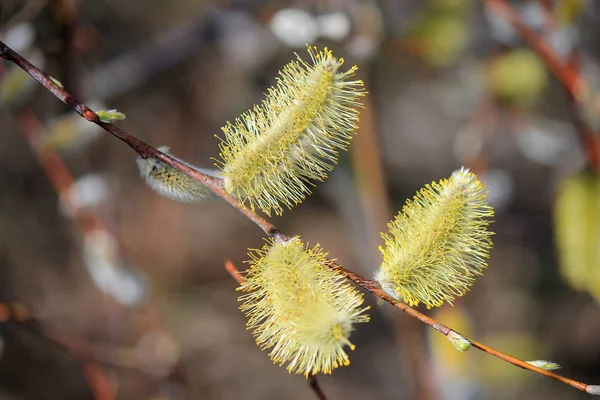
136 146 220 203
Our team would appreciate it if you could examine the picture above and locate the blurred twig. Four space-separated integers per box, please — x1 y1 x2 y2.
486 0 600 173
18 109 104 230
224 260 244 285
18 107 191 398
308 375 328 400
484 0 589 102
538 0 557 35
2 39 600 396
533 0 600 174
0 39 278 236
563 52 600 174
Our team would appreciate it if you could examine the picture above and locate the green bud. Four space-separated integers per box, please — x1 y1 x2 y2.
96 109 126 123
447 330 471 352
50 76 64 89
525 360 561 371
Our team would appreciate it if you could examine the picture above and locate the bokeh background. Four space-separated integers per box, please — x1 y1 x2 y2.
1 0 600 399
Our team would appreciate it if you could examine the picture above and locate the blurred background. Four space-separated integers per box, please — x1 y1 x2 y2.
1 0 600 399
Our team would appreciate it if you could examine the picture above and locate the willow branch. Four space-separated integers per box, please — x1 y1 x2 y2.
0 39 277 237
2 39 599 396
335 268 598 395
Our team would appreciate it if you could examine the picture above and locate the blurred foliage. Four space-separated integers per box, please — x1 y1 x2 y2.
554 171 600 300
556 0 586 26
0 64 37 106
488 49 548 109
402 0 472 67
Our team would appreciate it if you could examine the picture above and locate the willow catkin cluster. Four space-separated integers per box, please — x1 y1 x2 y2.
216 46 364 216
375 168 494 309
239 237 370 376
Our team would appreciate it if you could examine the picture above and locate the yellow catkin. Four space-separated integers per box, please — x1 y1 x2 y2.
375 168 494 309
239 237 370 376
216 46 364 216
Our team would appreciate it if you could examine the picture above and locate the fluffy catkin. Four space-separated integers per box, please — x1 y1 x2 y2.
239 237 369 376
375 168 494 309
216 46 364 216
136 146 220 203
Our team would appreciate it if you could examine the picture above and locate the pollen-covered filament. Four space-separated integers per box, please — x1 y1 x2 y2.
217 47 364 215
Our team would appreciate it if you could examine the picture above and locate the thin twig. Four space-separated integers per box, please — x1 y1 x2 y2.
18 106 188 398
2 39 599 396
538 0 557 36
563 61 600 175
334 268 598 395
530 0 600 174
484 0 590 102
224 260 245 285
18 109 108 231
0 39 278 237
308 375 328 400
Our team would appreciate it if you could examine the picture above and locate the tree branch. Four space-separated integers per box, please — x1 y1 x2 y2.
0 40 277 237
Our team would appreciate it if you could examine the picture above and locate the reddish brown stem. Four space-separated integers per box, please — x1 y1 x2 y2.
484 0 588 102
564 53 600 174
308 375 328 400
0 39 278 237
224 260 245 285
18 110 108 232
484 0 600 173
538 0 556 35
336 268 597 394
3 38 599 396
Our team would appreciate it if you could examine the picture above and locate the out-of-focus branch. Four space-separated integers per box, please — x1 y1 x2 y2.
485 0 600 173
224 260 244 285
564 50 600 174
308 375 328 400
535 0 600 174
484 0 588 102
3 38 599 396
0 0 48 33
